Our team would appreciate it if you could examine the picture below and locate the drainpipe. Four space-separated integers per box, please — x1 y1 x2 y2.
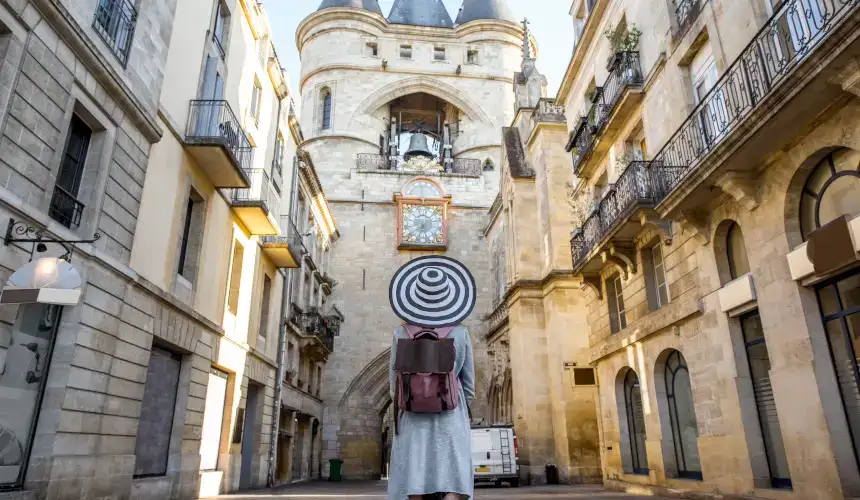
267 151 302 487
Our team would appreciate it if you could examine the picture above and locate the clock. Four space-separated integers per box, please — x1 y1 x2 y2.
395 177 450 250
402 205 444 245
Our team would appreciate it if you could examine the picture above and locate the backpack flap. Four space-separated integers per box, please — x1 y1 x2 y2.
394 338 455 373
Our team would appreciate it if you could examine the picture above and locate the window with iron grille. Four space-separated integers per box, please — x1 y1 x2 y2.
93 0 137 66
51 115 91 228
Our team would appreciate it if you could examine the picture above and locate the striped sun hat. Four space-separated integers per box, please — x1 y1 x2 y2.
389 256 476 328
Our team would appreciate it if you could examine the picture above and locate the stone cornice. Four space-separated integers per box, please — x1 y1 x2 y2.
504 269 579 303
297 8 523 52
526 121 568 149
300 64 514 93
33 0 162 143
557 0 609 102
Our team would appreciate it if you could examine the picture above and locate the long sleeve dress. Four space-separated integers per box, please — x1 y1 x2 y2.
387 325 475 500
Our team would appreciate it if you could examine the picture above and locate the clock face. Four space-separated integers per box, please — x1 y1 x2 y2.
402 205 444 245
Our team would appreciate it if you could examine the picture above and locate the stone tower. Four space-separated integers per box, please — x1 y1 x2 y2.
297 0 523 478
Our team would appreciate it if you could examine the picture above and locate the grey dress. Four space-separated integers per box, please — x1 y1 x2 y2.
388 325 475 500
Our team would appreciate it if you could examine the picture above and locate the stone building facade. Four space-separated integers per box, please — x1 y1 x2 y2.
296 0 525 480
0 0 339 498
487 0 860 498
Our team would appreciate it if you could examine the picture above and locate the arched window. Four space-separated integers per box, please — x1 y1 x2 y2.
663 350 702 480
320 88 332 130
406 179 442 198
799 148 860 240
483 159 494 171
622 369 649 475
726 222 750 280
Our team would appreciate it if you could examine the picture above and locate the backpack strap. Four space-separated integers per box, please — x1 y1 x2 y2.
404 325 455 338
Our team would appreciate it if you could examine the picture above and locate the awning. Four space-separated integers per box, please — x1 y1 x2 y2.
0 257 83 306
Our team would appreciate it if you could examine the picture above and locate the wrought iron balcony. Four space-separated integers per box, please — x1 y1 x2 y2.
570 161 663 272
290 304 338 359
185 100 253 188
652 0 860 209
93 0 136 66
49 186 85 229
261 216 306 268
567 51 644 177
231 168 280 235
356 154 482 176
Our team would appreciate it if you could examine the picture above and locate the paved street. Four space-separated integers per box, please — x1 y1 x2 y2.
212 481 671 499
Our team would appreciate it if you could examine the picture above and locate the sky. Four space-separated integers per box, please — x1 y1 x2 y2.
265 0 574 100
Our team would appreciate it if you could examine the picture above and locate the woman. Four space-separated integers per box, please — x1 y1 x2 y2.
386 256 477 500
387 323 475 500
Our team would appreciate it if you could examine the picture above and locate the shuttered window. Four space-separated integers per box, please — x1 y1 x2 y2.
623 369 648 475
134 347 181 477
741 313 792 488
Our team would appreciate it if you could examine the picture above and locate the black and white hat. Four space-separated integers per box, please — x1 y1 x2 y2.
389 256 476 328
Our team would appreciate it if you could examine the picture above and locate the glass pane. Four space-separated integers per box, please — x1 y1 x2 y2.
818 175 860 228
824 318 860 459
837 273 860 312
832 148 860 173
819 284 841 317
672 367 702 473
728 225 751 279
658 284 670 308
0 304 56 486
805 160 831 195
741 314 765 344
199 369 228 471
800 193 817 240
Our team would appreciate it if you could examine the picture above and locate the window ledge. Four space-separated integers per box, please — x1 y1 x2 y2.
590 293 704 363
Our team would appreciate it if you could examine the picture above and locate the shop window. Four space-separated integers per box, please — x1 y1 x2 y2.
740 312 792 488
620 369 649 474
660 350 702 479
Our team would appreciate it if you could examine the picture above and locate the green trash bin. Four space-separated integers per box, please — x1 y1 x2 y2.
329 459 344 482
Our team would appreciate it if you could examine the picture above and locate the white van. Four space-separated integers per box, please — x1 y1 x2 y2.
471 425 519 487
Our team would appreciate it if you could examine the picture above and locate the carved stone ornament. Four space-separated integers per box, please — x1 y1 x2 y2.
401 156 444 172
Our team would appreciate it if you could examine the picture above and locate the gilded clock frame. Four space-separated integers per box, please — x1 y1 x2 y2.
394 177 451 251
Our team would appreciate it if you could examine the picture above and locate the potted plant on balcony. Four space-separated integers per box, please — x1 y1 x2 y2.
285 370 296 384
604 24 642 71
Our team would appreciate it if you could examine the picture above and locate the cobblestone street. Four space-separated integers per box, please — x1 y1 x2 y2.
212 481 672 499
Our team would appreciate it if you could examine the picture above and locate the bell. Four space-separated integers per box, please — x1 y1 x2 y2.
404 133 434 159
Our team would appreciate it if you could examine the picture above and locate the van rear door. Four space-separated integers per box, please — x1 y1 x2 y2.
472 429 494 477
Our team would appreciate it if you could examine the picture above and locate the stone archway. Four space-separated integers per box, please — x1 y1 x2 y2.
350 76 495 127
335 349 392 479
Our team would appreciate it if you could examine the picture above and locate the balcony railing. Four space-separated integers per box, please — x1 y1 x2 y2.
186 100 253 170
232 168 279 213
93 0 137 66
356 154 483 176
568 51 643 175
652 0 860 206
264 216 306 249
49 186 85 229
570 161 662 269
290 304 336 353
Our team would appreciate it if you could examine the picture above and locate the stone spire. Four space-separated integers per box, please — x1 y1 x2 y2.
455 0 517 25
388 0 453 28
513 18 547 111
316 0 383 15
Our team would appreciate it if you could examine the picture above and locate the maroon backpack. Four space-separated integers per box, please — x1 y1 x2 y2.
394 325 460 415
